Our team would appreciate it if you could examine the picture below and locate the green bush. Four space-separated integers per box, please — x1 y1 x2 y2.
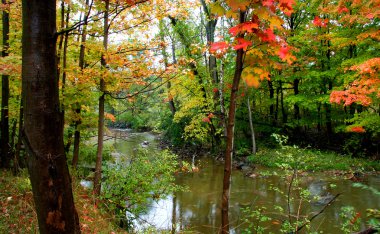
101 149 182 222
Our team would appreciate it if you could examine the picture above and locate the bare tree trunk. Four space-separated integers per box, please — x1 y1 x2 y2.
72 0 90 169
14 100 23 172
219 62 227 137
94 0 109 196
22 0 80 232
1 0 10 168
247 95 256 154
221 11 245 234
280 80 287 124
268 80 275 125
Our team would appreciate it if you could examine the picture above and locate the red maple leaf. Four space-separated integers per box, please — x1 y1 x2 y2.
262 0 274 7
233 38 252 51
229 22 259 36
313 16 323 26
260 29 276 42
210 41 229 54
278 46 289 60
349 126 365 133
279 0 295 16
313 16 328 27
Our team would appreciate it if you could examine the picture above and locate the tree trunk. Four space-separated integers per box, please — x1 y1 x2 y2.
1 0 10 168
268 80 275 125
221 11 245 234
219 62 227 137
280 80 287 124
14 100 23 174
93 0 109 196
21 0 80 233
72 0 89 169
60 2 70 132
247 95 256 154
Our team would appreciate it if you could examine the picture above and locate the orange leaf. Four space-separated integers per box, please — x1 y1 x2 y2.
349 126 366 133
229 22 259 36
105 113 116 122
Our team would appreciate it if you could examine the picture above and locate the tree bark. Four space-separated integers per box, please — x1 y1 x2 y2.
1 0 10 168
14 100 23 172
268 80 275 125
21 0 80 233
280 80 287 124
94 0 109 196
247 95 256 154
72 0 90 169
221 11 245 234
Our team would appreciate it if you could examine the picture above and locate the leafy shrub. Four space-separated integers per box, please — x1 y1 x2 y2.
101 149 182 223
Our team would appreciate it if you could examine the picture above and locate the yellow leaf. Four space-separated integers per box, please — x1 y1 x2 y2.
254 7 270 21
242 67 260 88
226 0 250 11
210 2 225 16
269 16 283 30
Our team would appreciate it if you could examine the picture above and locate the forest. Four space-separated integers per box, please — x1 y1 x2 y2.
0 0 379 233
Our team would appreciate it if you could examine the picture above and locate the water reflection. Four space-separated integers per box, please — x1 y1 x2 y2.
112 130 380 233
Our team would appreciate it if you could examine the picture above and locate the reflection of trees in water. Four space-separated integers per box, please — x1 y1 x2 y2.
127 153 380 233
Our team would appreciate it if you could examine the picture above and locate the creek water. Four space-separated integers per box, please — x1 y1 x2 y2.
110 129 380 233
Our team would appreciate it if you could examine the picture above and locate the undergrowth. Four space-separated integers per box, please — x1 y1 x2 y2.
248 146 380 171
0 169 127 234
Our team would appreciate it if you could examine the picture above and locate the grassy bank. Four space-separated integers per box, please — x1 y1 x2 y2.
0 169 127 234
248 146 380 171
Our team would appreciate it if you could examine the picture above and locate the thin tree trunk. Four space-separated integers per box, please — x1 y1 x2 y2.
247 95 256 154
275 86 279 122
14 100 23 171
219 62 227 137
61 3 70 127
1 0 10 168
280 80 287 124
94 0 109 196
21 0 80 232
221 11 245 234
56 0 65 80
72 0 90 168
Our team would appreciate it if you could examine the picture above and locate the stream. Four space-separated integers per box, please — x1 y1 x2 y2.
105 130 380 233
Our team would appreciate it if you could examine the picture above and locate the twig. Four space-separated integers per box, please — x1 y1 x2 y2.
295 193 341 233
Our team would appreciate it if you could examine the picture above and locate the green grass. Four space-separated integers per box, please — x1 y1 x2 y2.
248 146 380 171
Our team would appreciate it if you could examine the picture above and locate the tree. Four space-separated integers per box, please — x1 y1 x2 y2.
209 1 295 232
93 0 109 197
21 0 80 232
1 0 10 168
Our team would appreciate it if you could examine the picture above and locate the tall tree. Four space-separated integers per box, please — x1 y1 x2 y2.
22 0 80 232
1 0 10 168
209 1 296 232
72 0 91 169
221 11 245 233
94 0 109 196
